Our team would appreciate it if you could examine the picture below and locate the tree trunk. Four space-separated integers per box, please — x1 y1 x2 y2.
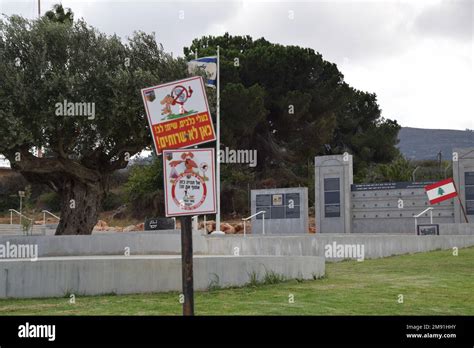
55 178 105 235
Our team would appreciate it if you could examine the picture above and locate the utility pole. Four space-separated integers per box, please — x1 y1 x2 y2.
38 0 41 18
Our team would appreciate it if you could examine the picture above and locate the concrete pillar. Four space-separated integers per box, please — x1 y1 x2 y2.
315 154 353 233
453 148 474 223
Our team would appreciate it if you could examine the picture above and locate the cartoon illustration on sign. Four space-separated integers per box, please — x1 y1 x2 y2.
141 76 216 154
163 149 216 217
159 85 195 120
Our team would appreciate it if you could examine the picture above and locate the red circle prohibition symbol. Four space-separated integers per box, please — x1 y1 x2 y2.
171 85 189 105
171 172 207 211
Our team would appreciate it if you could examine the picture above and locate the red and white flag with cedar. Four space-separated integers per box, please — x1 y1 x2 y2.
425 178 458 204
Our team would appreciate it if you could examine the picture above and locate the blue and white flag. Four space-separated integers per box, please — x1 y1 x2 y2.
187 56 217 87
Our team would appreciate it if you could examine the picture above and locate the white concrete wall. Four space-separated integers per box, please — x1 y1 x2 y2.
2 231 473 259
206 234 474 260
0 255 325 298
0 231 208 257
439 223 474 235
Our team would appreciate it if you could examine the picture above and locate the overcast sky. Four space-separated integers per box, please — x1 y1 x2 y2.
1 0 473 131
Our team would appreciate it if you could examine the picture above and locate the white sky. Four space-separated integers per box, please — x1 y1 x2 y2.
0 0 473 134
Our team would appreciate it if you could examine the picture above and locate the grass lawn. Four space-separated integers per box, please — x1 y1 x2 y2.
0 247 473 315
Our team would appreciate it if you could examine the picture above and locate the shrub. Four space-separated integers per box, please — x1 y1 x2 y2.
35 192 61 212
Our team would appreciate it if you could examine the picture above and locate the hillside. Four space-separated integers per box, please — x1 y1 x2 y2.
398 127 474 160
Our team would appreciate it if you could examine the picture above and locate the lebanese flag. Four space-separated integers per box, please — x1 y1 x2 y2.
425 178 458 204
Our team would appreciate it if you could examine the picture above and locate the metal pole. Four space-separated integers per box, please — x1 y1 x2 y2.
430 210 433 224
262 213 265 235
19 196 23 226
10 211 12 225
216 46 221 233
243 221 246 237
412 166 420 182
453 180 469 223
180 216 194 316
38 0 41 17
458 195 469 223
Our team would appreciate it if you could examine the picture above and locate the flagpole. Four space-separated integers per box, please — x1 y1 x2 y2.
216 46 221 232
453 180 469 223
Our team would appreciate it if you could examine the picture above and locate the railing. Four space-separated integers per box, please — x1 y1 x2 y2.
242 211 266 237
8 209 33 224
8 209 34 235
42 210 60 225
414 207 433 233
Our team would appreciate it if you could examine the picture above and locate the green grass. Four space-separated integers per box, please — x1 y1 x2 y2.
1 247 473 315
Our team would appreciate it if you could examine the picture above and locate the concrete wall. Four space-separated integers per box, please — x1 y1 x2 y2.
0 255 325 298
314 149 474 233
439 223 474 235
3 230 473 259
351 186 455 234
0 231 208 257
453 147 474 222
251 187 308 235
315 154 353 234
206 234 474 260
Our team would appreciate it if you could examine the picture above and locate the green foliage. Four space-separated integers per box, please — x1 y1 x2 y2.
102 191 124 211
20 217 33 235
0 173 28 212
36 191 61 212
262 270 286 285
0 9 186 189
359 155 414 183
184 34 401 208
44 4 74 24
0 8 187 233
356 156 452 183
124 157 164 218
125 158 163 202
246 271 260 287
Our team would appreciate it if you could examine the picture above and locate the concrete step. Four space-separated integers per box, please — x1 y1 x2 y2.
0 224 56 236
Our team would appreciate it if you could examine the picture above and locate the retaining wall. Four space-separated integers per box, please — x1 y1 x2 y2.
0 230 208 257
206 234 474 260
0 255 325 298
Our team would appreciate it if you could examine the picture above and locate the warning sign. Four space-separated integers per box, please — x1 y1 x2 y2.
141 76 216 154
163 148 216 217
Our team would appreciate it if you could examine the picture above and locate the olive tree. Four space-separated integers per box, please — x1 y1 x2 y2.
0 10 186 234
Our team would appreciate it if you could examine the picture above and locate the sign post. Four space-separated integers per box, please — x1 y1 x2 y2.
142 75 218 316
162 148 216 316
180 215 194 315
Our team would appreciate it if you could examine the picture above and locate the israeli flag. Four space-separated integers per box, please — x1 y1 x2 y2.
187 56 217 87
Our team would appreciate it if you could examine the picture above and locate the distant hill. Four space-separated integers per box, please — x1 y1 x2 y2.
398 127 474 160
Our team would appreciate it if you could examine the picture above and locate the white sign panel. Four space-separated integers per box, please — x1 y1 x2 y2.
141 76 216 154
163 148 216 217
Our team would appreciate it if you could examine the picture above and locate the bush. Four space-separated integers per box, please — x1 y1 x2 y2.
35 192 61 212
102 191 124 211
0 173 27 213
124 158 165 218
